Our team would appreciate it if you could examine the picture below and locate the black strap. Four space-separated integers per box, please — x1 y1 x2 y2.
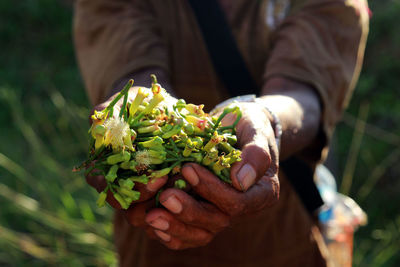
188 0 323 215
188 0 257 96
280 158 324 214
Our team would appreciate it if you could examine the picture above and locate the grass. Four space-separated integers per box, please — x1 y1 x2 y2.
0 0 116 266
0 0 399 266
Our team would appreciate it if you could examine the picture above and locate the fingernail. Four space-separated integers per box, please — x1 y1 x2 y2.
183 166 199 186
146 177 164 192
154 230 171 242
161 195 182 214
149 218 169 231
237 164 256 191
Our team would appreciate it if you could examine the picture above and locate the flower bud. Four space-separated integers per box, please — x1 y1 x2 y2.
129 175 149 184
183 123 195 135
212 156 230 176
106 151 131 165
117 187 140 201
186 115 208 132
174 179 186 189
183 139 195 157
191 152 203 163
139 136 164 148
223 133 237 145
203 131 223 152
175 99 186 111
92 124 106 136
137 124 161 134
162 124 182 139
186 103 205 116
91 110 108 123
226 149 242 164
118 178 135 190
96 191 107 207
202 149 219 166
113 193 129 209
129 87 149 118
150 167 172 178
120 160 137 171
105 165 119 182
142 83 165 114
219 142 234 153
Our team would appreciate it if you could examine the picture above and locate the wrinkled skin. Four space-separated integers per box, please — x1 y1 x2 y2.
86 88 280 250
124 102 280 250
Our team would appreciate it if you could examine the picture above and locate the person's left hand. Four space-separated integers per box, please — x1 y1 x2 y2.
124 102 280 249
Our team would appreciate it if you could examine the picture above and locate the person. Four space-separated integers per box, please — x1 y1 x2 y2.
74 0 369 266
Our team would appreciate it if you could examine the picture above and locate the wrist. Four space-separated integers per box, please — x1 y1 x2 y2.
255 98 282 152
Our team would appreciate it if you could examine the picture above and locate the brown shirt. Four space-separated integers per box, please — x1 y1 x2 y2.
74 0 369 266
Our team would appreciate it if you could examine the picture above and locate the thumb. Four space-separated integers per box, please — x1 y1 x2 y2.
230 142 271 192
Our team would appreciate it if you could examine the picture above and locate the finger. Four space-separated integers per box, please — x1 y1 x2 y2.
106 191 122 210
157 188 230 233
146 175 168 194
182 163 243 212
182 163 279 216
129 175 168 203
230 142 271 192
145 209 214 249
146 208 214 242
229 104 276 191
85 173 107 193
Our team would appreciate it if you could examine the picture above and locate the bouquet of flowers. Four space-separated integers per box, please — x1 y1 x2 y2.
74 75 242 209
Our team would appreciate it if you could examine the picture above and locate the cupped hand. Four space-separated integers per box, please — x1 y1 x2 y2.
136 102 280 249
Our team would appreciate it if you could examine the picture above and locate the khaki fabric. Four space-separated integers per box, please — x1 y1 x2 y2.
74 0 368 266
113 172 331 267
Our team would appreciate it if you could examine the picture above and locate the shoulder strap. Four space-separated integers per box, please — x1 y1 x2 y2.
188 0 257 96
188 0 323 215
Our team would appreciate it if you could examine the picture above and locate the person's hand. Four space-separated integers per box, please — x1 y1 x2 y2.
85 86 174 209
133 102 280 249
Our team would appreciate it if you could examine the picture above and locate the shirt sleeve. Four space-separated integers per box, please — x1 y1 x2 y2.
73 0 169 105
264 0 369 140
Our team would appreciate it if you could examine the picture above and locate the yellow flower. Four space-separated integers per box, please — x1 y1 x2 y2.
186 115 208 132
103 117 130 151
91 109 108 124
129 87 149 118
185 104 205 116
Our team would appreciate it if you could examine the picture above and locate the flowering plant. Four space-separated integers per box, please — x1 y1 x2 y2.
74 75 242 209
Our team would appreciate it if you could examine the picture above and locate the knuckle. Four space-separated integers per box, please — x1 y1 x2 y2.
245 143 271 165
182 212 195 224
258 145 271 166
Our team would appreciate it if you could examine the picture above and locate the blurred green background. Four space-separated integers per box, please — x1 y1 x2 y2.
0 0 399 266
